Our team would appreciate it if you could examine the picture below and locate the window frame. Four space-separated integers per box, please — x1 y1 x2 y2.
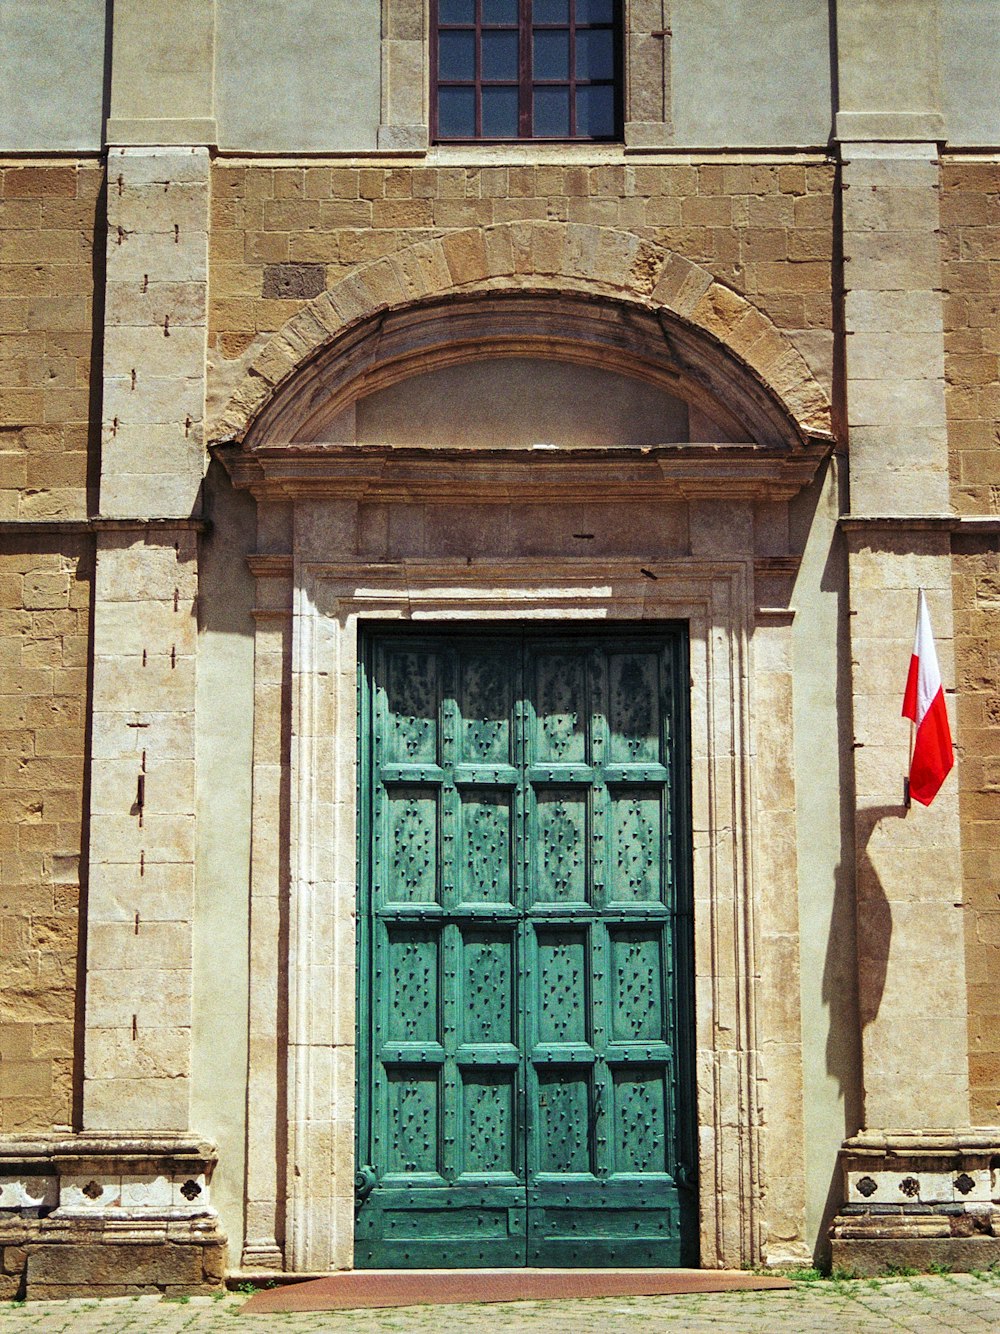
430 0 623 145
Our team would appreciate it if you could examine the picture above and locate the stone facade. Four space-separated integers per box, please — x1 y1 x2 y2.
1 0 999 1299
0 538 91 1135
0 162 101 521
940 163 1000 1126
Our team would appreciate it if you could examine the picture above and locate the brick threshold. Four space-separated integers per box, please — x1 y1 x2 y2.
240 1268 792 1313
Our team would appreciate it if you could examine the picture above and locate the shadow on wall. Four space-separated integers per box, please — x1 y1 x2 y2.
816 796 907 1266
853 803 907 1032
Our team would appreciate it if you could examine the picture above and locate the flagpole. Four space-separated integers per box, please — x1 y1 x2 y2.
903 587 920 809
904 719 913 808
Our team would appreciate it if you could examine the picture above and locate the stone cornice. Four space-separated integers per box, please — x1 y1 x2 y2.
0 518 209 536
842 1129 1000 1154
840 515 1000 532
0 1132 217 1165
220 441 828 503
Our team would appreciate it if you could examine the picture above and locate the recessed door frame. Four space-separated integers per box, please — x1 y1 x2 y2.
266 554 785 1272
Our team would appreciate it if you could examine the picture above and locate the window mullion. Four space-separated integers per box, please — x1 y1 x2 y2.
519 0 532 138
568 0 576 138
475 3 482 139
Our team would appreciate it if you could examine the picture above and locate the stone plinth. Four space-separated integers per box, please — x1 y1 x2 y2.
0 1134 225 1299
830 1130 1000 1275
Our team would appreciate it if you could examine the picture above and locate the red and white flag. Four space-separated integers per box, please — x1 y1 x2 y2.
901 589 954 806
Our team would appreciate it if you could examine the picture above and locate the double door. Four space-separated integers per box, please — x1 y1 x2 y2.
355 626 697 1267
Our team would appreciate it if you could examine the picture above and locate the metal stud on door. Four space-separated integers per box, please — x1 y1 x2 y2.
356 627 696 1267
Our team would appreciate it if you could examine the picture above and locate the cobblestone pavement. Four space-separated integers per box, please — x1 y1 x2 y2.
3 1274 1000 1333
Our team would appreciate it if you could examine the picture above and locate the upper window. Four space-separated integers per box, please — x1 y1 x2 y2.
432 1 621 142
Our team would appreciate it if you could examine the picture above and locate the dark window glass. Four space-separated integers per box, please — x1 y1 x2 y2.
533 30 570 80
577 0 614 20
483 30 519 79
483 0 518 21
440 0 475 21
482 86 520 136
534 0 569 21
440 30 476 80
576 83 614 137
576 28 613 80
433 0 620 141
533 85 570 136
438 86 476 137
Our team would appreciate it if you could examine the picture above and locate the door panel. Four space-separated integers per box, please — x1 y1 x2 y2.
356 627 696 1268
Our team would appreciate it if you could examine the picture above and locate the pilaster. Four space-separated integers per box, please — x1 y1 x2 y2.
105 0 217 148
378 0 427 152
240 558 293 1272
751 560 809 1266
83 142 210 1132
829 0 1000 1270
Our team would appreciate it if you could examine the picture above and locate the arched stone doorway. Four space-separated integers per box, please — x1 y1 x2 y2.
215 284 831 1273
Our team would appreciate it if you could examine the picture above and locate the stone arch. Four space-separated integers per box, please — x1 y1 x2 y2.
212 222 832 450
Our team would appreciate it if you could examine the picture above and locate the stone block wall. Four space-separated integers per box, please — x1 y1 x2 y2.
207 160 835 405
0 537 92 1133
0 158 100 1134
941 162 1000 1124
0 161 102 520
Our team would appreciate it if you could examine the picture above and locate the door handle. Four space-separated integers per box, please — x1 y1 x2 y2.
354 1164 377 1204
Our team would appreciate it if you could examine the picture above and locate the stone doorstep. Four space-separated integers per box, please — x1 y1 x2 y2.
240 1269 794 1314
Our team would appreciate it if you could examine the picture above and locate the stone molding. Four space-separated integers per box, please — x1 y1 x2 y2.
224 443 826 505
0 1133 217 1216
211 224 833 450
250 553 809 1270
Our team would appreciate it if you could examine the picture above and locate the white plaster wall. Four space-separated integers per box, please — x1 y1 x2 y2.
0 0 106 151
670 0 832 147
942 0 1000 146
215 0 380 151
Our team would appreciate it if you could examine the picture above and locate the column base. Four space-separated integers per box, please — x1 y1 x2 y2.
829 1130 1000 1275
0 1134 226 1298
241 1238 285 1271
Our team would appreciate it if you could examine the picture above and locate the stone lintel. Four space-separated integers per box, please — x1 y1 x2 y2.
0 518 210 537
843 1129 1000 1154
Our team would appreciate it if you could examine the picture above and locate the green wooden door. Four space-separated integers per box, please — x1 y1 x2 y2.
355 627 697 1268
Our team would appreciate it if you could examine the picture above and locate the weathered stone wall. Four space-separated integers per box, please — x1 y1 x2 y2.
941 161 1000 1124
208 160 835 394
0 159 100 1133
0 537 92 1133
0 161 102 520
